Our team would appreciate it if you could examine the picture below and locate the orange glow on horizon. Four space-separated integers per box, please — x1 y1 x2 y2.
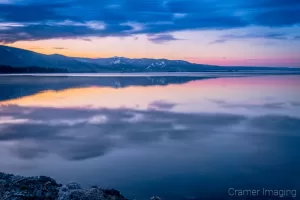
4 42 300 67
6 43 113 58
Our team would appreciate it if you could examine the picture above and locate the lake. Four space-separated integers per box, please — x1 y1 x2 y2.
0 74 300 200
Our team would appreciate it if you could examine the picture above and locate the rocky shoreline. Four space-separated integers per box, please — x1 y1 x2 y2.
0 172 128 200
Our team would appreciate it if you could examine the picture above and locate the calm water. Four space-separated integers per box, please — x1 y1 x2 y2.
0 74 300 200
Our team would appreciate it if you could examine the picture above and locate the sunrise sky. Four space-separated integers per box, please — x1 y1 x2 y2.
1 0 300 67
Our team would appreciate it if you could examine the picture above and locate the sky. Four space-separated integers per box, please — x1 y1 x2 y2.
0 0 300 67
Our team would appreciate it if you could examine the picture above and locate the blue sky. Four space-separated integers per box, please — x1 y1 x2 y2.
0 0 300 67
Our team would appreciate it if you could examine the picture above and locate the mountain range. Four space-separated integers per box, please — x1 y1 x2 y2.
0 45 299 73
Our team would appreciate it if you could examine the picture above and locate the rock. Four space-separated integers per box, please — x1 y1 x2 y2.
1 172 128 200
68 190 85 199
150 196 162 200
0 172 59 200
77 188 103 200
103 189 127 200
66 182 82 190
58 187 127 200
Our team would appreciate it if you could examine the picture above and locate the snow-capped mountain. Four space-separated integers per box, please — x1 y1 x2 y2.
77 56 191 68
1 45 299 73
0 45 217 72
75 56 215 72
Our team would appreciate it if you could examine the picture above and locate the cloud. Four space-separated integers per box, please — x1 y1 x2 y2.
209 99 287 109
148 34 183 44
243 0 300 9
292 35 300 40
0 23 133 43
251 7 300 27
1 0 299 43
52 47 67 50
148 100 178 110
210 32 299 44
239 0 300 27
82 38 92 42
29 46 44 50
231 33 289 40
209 39 227 44
0 3 70 22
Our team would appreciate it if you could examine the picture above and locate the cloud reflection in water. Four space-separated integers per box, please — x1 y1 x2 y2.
0 75 300 199
0 105 248 161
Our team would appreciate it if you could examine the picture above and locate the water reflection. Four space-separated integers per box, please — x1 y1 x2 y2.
0 75 300 200
0 105 249 160
0 76 213 101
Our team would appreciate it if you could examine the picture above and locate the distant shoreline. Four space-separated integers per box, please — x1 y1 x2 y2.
1 71 300 77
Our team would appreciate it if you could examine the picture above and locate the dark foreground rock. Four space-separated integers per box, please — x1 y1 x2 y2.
0 172 127 200
150 197 162 200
